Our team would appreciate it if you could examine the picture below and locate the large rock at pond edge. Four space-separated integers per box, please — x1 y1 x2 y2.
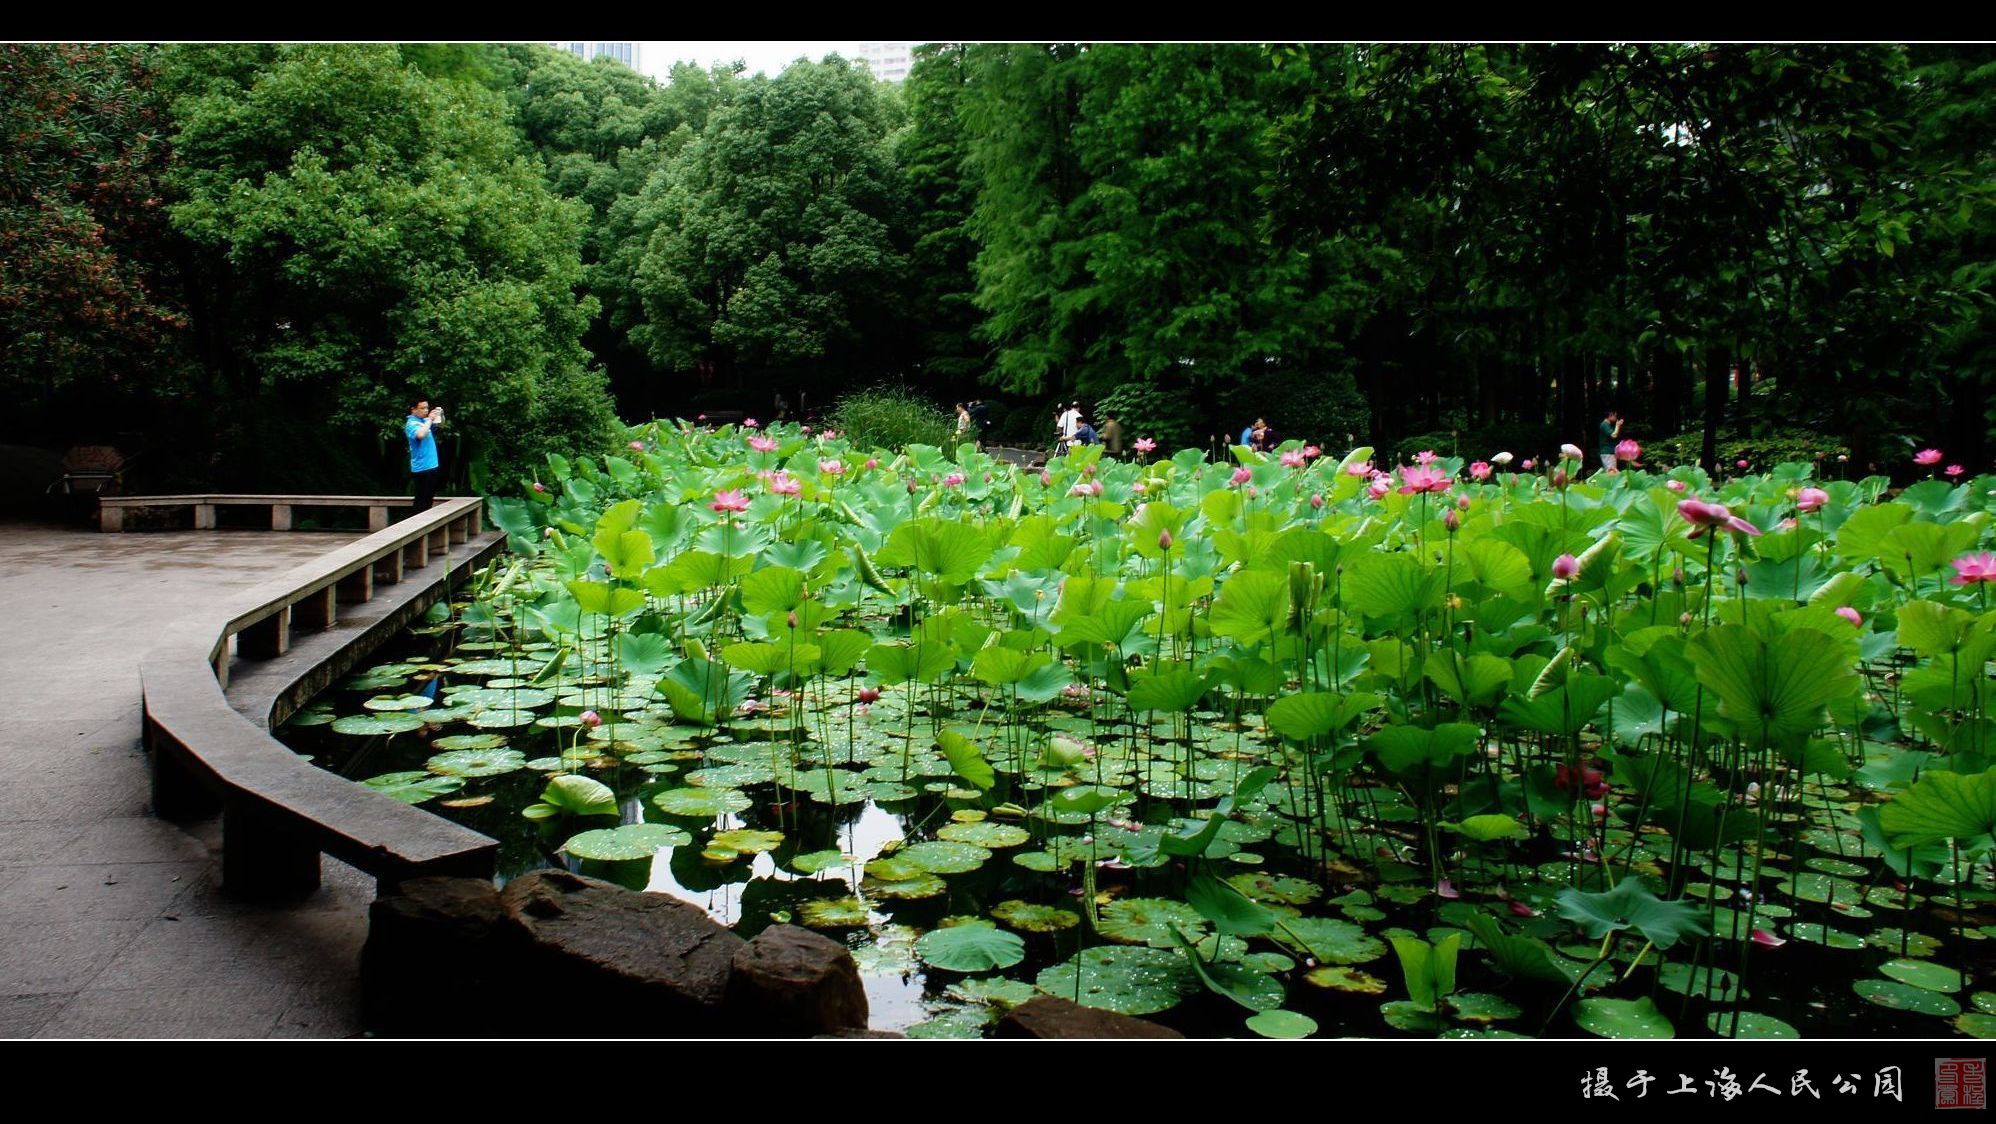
726 924 869 1036
499 869 746 1035
995 996 1185 1039
362 876 505 1036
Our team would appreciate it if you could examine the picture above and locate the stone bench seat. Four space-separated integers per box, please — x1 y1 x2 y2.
140 496 501 900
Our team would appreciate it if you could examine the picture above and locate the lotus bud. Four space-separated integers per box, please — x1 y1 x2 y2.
1443 509 1460 534
1552 553 1579 580
857 686 881 704
1672 567 1686 586
1310 493 1324 509
1159 530 1173 550
579 710 602 729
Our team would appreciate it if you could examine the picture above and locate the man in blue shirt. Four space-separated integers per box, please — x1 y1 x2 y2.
406 397 444 513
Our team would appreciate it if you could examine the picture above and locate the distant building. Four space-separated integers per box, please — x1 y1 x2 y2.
855 41 912 82
550 42 642 71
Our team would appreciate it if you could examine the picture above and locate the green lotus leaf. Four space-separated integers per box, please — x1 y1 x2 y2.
914 925 1027 972
1574 996 1674 1039
331 713 427 736
1035 946 1194 1016
562 823 691 861
359 771 463 805
991 900 1081 933
897 841 991 875
1854 978 1962 1017
425 749 528 777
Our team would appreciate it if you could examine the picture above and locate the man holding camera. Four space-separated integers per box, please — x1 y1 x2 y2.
406 397 444 513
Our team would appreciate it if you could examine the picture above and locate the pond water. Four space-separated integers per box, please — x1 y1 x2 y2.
278 577 1996 1039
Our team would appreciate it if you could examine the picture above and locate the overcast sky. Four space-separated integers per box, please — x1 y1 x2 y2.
637 42 872 81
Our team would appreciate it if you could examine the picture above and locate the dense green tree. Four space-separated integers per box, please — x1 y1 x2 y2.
627 57 910 386
159 44 616 490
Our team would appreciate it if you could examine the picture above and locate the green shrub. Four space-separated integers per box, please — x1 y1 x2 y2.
1646 425 1850 472
1217 369 1370 452
831 386 956 452
1095 382 1198 455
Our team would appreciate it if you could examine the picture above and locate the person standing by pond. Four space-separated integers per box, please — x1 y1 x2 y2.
1598 409 1624 475
1100 412 1124 458
406 396 444 513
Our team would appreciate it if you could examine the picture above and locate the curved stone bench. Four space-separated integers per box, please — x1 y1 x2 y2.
140 496 504 902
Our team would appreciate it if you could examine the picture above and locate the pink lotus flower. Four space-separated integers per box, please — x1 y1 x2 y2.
819 459 845 475
1231 466 1253 486
1946 464 1965 479
1303 445 1322 459
1246 485 1259 498
744 418 759 429
1158 530 1173 550
579 710 601 729
1435 879 1460 900
1615 439 1641 462
1795 487 1829 513
1521 458 1536 471
1736 459 1750 470
1469 460 1493 481
1835 606 1862 628
1952 552 1996 585
1040 470 1052 487
1678 498 1761 538
697 413 707 421
1778 517 1798 530
710 489 750 514
629 440 645 452
1069 481 1102 497
1132 481 1148 494
1751 929 1786 949
740 698 766 716
748 435 779 453
1310 494 1324 509
1398 465 1451 495
532 482 546 494
864 458 879 470
944 472 966 488
1915 448 1943 466
800 424 812 434
1367 478 1391 500
1416 450 1438 465
1281 450 1306 468
1490 452 1513 466
857 686 881 705
1134 437 1157 454
1063 683 1090 700
1560 443 1583 460
1507 900 1539 918
1345 460 1373 477
1552 553 1580 580
767 471 801 496
1666 480 1686 493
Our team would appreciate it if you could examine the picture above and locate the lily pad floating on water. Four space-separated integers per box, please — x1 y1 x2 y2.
790 849 849 875
362 694 436 712
799 898 870 930
562 823 691 861
936 822 1031 849
431 733 510 751
1035 946 1195 1016
915 925 1027 972
898 841 992 875
447 686 557 709
1098 898 1209 948
1706 1011 1800 1039
991 900 1081 933
288 706 336 727
1878 958 1964 993
707 828 784 857
652 787 753 818
1956 1013 1996 1039
950 977 1040 1011
1574 996 1675 1039
1447 992 1521 1024
1305 966 1387 994
861 873 949 900
467 710 537 730
1855 978 1962 1017
1657 962 1741 1004
1275 916 1388 965
360 771 463 805
426 748 528 778
331 713 428 736
1227 872 1322 906
522 774 619 820
1788 923 1865 950
1245 1010 1318 1039
1380 1000 1448 1034
904 1011 989 1040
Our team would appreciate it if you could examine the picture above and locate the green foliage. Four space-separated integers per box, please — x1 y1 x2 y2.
829 386 955 452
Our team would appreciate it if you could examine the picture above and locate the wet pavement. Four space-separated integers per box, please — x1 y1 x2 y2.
0 520 373 1038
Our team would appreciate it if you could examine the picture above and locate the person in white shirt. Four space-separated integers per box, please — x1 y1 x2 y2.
1056 403 1081 451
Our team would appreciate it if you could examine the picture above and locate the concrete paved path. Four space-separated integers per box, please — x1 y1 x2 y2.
0 522 374 1038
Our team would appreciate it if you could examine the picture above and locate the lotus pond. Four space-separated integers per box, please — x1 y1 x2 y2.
281 422 1996 1039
